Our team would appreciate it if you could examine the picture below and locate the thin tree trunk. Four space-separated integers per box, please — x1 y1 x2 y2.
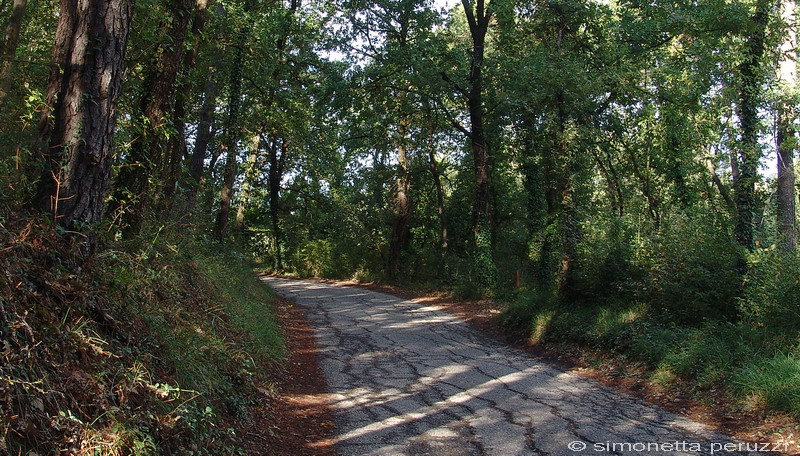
35 0 132 228
268 135 286 270
235 133 261 231
114 0 193 231
185 66 220 205
213 10 250 242
777 0 797 252
776 109 796 251
734 0 770 250
704 155 735 212
0 0 27 104
425 107 448 254
387 116 412 281
591 147 623 217
626 144 660 224
163 0 212 214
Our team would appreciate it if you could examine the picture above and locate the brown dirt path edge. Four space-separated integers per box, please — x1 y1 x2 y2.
241 292 336 456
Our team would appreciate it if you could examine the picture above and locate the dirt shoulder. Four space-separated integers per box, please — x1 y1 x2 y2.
242 294 336 455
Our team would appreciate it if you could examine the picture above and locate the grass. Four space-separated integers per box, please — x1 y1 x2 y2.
1 217 285 454
502 290 799 418
734 353 800 417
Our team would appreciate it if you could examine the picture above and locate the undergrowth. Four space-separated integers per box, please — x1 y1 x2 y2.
0 214 284 455
502 283 799 420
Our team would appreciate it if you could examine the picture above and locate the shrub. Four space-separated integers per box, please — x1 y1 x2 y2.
640 212 741 322
740 249 800 336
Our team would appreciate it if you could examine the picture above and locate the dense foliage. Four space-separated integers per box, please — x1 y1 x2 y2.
2 0 800 447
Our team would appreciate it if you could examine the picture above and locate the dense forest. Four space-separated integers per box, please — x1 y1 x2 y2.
2 0 800 453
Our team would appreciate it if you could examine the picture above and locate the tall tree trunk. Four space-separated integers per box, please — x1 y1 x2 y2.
776 111 796 251
0 0 27 104
387 116 412 281
554 98 578 296
163 0 212 214
462 0 491 230
734 0 769 250
213 9 250 242
185 65 220 205
268 135 286 270
235 133 261 231
114 0 193 231
35 0 132 228
425 106 448 254
461 0 495 289
777 0 797 252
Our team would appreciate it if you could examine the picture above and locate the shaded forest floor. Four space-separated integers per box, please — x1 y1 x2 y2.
275 275 800 455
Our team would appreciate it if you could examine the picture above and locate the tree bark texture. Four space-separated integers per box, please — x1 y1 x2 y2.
114 0 193 230
0 0 27 104
35 0 132 227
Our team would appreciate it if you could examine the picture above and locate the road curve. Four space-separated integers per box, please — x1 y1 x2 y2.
262 276 759 456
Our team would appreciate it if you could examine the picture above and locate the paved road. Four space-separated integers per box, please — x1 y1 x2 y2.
263 277 761 456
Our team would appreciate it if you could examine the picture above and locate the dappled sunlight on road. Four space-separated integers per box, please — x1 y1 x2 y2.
263 277 756 456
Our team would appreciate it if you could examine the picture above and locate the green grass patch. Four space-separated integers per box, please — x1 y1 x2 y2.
1 218 285 455
734 352 800 417
502 291 793 416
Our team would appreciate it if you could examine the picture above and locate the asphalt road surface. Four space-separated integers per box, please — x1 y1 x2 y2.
263 276 763 456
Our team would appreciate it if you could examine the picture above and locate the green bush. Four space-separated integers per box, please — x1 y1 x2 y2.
740 249 800 336
641 212 742 322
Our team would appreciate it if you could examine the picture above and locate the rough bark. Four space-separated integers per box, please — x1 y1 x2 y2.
114 0 194 231
35 0 132 228
734 0 769 250
0 0 27 104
